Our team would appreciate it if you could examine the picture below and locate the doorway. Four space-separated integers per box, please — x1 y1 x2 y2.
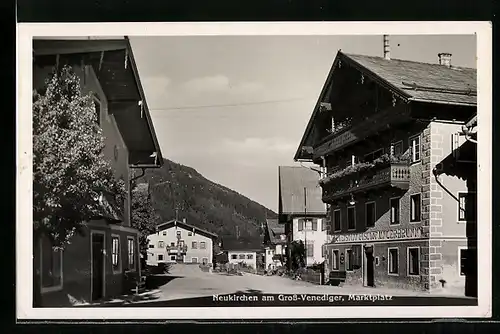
363 245 375 287
91 232 105 302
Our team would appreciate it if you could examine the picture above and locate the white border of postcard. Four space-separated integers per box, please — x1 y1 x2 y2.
17 21 492 319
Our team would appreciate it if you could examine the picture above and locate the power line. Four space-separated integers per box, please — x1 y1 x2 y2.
148 97 312 112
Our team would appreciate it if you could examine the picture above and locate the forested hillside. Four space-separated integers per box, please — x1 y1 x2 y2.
137 159 277 241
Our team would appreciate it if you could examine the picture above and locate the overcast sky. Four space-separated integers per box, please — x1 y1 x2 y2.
130 34 476 212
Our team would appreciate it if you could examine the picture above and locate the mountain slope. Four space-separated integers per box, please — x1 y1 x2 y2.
138 159 277 241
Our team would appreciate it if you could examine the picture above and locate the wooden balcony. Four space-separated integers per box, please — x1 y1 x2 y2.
166 245 188 254
313 105 411 159
321 162 410 202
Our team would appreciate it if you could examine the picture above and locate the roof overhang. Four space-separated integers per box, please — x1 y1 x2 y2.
33 37 163 168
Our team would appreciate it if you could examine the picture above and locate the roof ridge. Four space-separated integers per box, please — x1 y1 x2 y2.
342 52 476 71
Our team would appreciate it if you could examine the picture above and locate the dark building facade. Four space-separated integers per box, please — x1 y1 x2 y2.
294 47 477 296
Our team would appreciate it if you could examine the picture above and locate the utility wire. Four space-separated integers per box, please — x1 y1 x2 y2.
149 96 312 112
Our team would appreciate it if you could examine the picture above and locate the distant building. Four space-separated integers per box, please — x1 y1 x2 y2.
262 218 287 270
147 219 218 266
221 237 263 270
294 46 477 296
278 166 329 267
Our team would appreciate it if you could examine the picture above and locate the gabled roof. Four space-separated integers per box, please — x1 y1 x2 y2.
344 53 476 106
264 218 286 245
156 219 218 239
32 37 163 168
278 166 326 215
294 50 477 161
266 218 285 235
221 237 263 251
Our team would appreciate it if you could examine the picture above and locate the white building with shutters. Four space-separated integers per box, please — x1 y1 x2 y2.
146 219 218 266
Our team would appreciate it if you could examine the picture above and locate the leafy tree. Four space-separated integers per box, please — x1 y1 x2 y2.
130 182 159 255
33 65 125 304
287 240 306 271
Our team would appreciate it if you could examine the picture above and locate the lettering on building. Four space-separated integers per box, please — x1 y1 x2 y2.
332 227 427 244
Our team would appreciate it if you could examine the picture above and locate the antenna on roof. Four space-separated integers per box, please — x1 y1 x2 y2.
383 35 391 60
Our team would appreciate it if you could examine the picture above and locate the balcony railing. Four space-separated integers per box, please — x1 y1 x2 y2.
320 155 411 202
166 245 188 254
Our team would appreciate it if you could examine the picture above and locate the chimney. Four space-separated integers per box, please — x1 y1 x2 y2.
383 35 390 60
438 53 452 67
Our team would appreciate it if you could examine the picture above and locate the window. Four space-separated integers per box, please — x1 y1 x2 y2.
239 254 245 260
247 254 254 259
148 244 154 249
346 249 353 271
332 250 340 270
311 220 318 231
158 241 164 248
409 134 421 162
170 255 176 261
298 220 304 231
347 207 356 230
188 232 193 236
202 258 208 265
321 246 325 258
410 194 421 222
458 192 477 221
200 241 206 249
111 236 120 272
231 254 238 260
365 149 384 162
459 248 468 276
192 241 198 249
162 231 167 236
388 248 399 275
365 202 376 227
391 141 403 157
170 242 175 247
93 97 101 125
334 209 341 231
408 247 420 276
176 231 181 238
192 257 198 263
40 238 63 292
306 241 314 258
390 197 401 225
158 254 164 261
127 237 135 270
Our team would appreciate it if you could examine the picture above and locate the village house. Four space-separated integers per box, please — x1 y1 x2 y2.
278 166 329 267
146 219 218 266
222 237 262 270
293 37 477 297
33 37 163 306
262 218 287 270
